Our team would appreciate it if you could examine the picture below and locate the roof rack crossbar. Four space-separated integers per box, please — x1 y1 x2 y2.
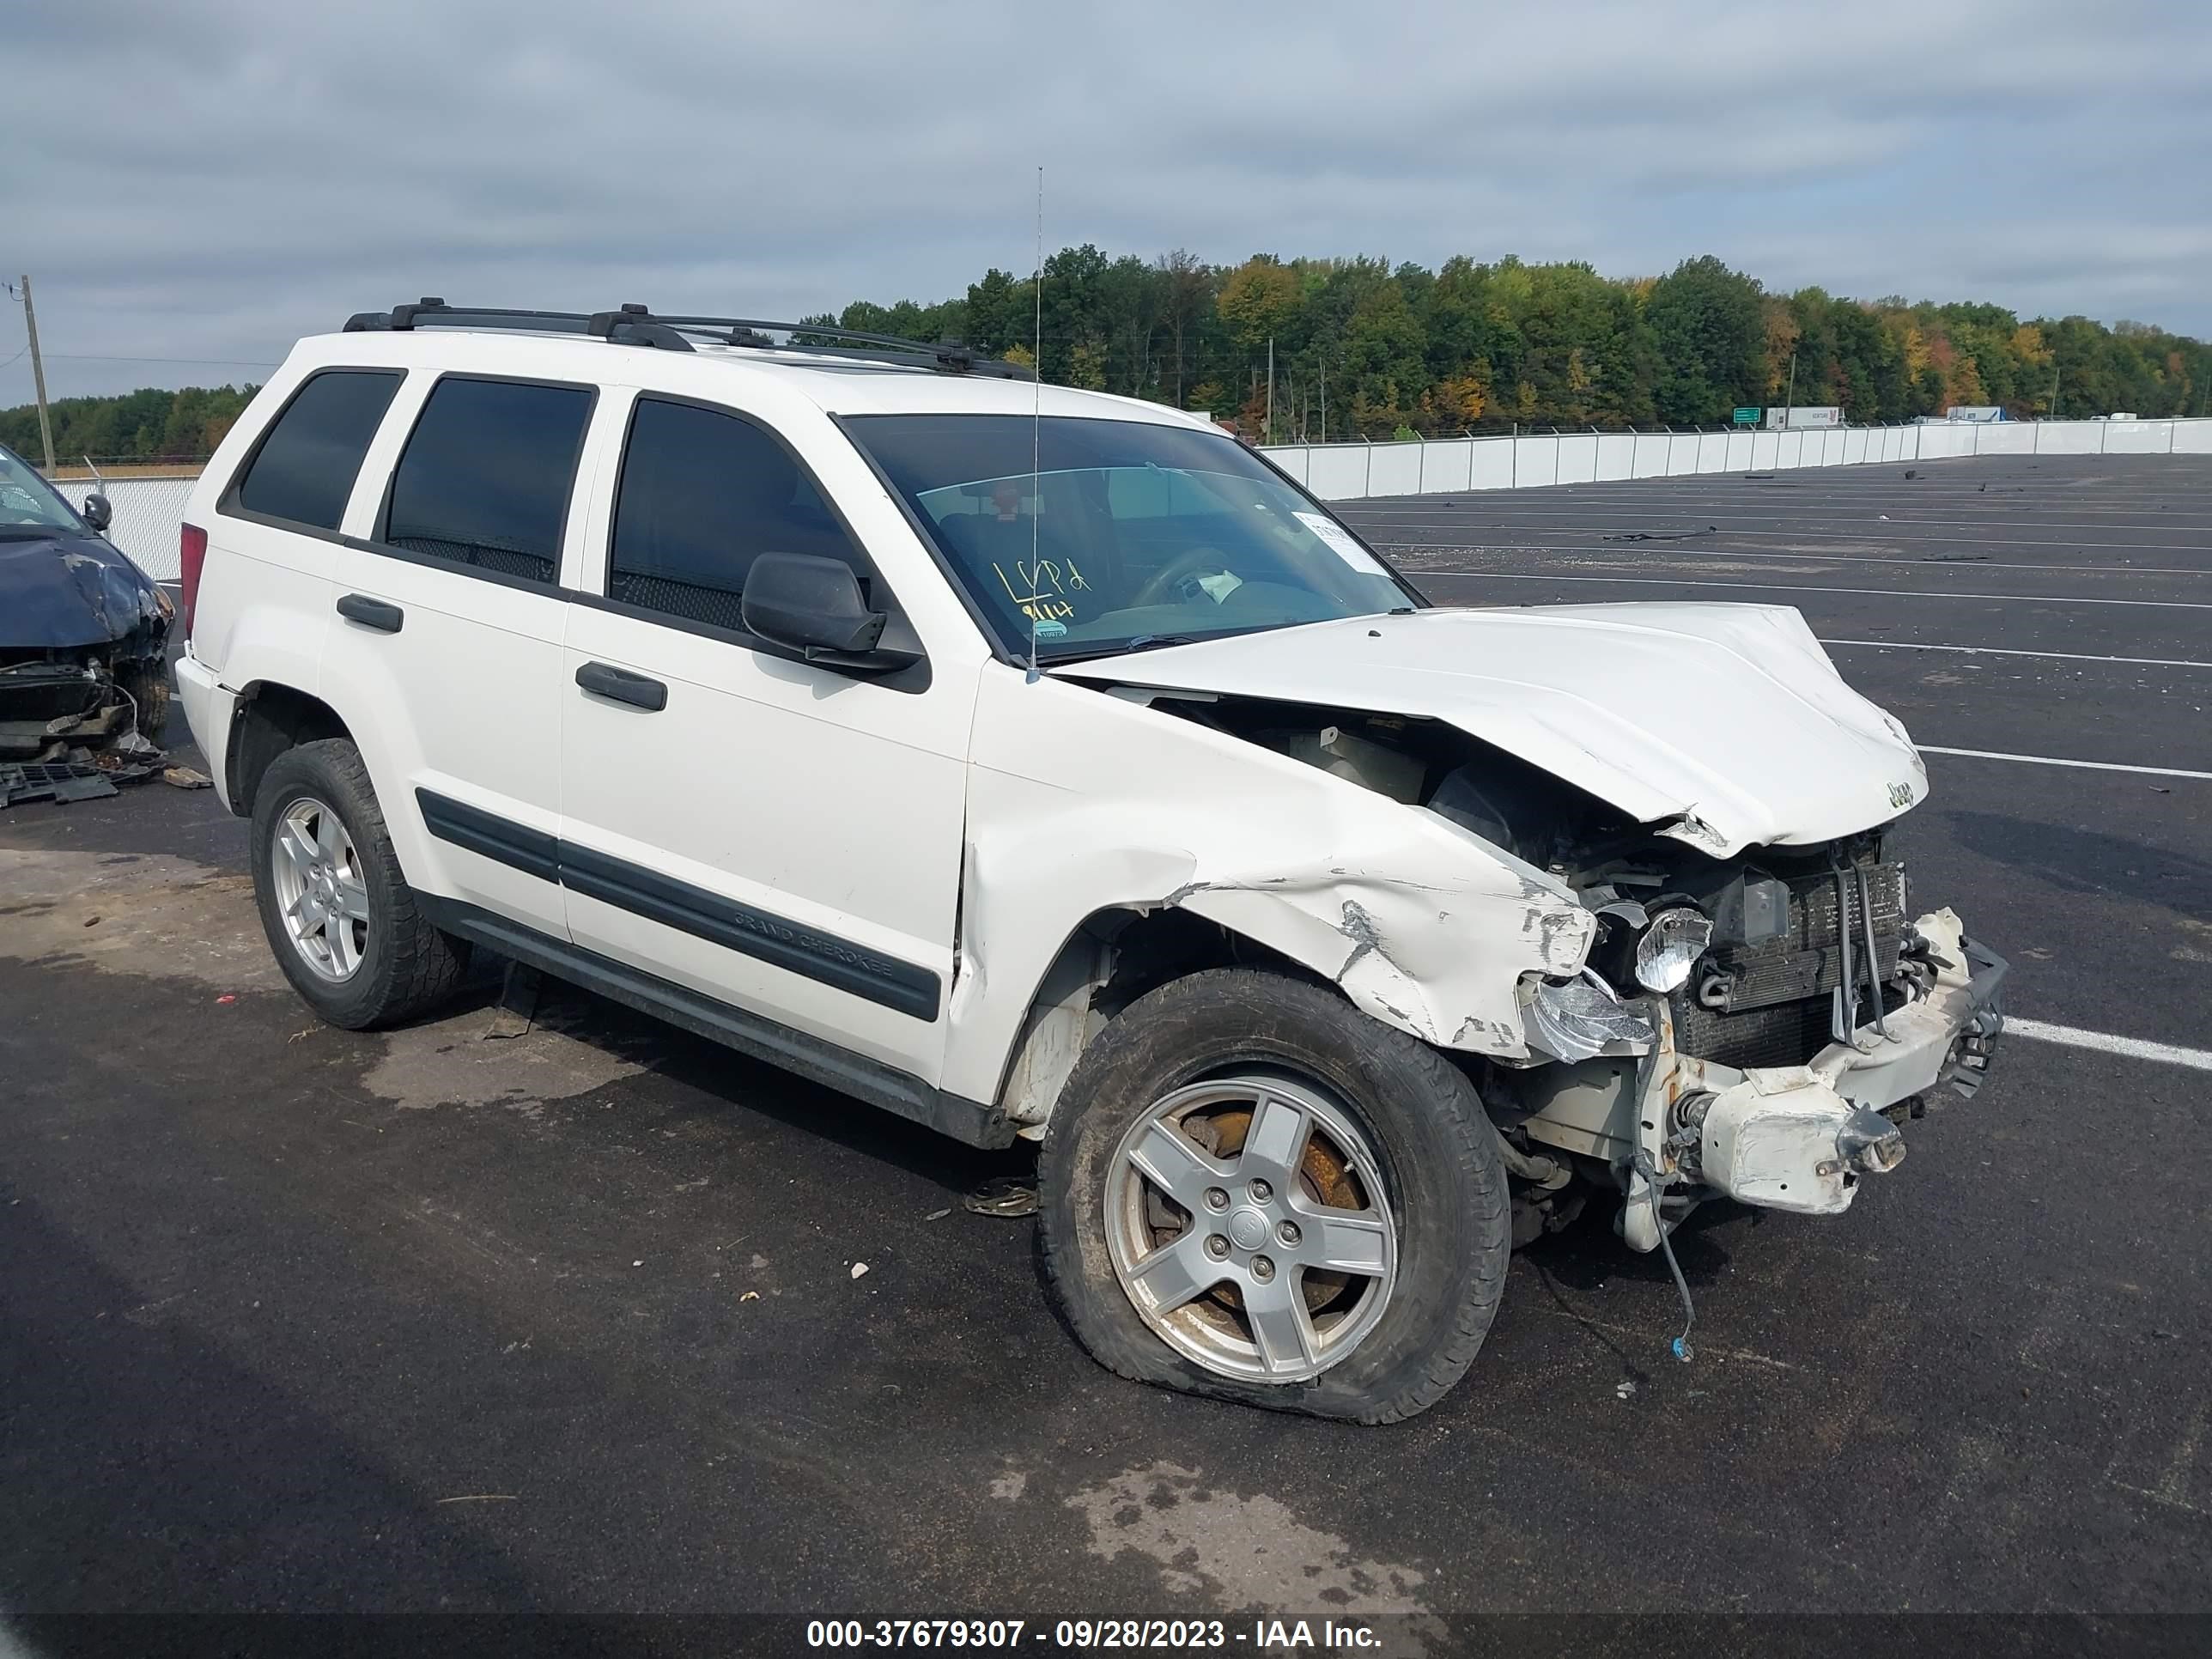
340 300 1029 376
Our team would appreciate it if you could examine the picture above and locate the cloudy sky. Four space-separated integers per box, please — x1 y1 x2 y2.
5 0 2209 402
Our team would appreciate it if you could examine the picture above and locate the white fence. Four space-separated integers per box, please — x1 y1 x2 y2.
1261 416 2212 501
41 414 2212 580
52 474 198 580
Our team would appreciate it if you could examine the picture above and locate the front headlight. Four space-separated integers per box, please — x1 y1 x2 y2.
1634 907 1714 993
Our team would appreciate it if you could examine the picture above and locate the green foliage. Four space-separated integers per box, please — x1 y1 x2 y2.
14 254 2207 463
822 247 2208 438
0 383 258 465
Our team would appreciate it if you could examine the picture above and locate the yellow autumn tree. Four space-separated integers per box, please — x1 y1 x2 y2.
1217 258 1302 349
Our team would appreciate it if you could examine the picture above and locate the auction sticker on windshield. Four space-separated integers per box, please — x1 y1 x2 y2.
1293 512 1391 578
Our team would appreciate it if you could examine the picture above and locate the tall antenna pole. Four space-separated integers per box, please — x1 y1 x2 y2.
1266 337 1274 446
14 276 57 474
1026 167 1044 678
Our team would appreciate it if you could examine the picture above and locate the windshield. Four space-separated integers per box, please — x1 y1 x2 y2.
846 415 1414 659
0 447 86 536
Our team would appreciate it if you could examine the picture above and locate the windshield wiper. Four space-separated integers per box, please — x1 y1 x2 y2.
1041 633 1210 665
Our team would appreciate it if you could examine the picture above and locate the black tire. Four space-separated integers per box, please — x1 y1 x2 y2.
1039 968 1509 1424
250 738 469 1030
114 662 171 746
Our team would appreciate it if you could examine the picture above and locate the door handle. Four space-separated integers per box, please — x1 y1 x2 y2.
574 660 668 711
336 593 404 633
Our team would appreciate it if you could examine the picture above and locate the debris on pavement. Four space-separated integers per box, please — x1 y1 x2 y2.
1601 526 1717 544
850 1261 870 1279
163 765 213 790
963 1176 1040 1218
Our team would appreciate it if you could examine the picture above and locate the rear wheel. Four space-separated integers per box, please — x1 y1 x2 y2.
1040 969 1509 1423
250 738 468 1029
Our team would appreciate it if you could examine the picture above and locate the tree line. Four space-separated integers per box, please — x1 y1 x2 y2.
811 249 2210 441
0 383 258 468
9 251 2205 462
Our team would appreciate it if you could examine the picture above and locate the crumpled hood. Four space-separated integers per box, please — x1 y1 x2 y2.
1053 604 1928 858
0 533 168 651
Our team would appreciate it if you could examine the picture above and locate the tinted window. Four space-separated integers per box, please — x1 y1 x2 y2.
234 370 402 530
609 397 866 632
382 377 593 584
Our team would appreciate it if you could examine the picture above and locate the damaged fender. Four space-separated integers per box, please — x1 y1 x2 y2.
942 671 1596 1121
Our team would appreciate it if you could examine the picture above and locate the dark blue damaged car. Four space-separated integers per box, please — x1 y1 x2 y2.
0 440 174 760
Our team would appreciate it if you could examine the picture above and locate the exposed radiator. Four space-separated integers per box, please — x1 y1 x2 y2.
1671 861 1908 1068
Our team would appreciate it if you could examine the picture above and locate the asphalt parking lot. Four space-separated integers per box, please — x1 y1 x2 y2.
3 453 2209 1644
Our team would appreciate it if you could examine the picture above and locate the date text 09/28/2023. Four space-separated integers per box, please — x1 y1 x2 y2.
805 1618 1386 1650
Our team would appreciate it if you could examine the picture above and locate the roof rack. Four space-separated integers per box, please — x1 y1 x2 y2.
341 299 1031 379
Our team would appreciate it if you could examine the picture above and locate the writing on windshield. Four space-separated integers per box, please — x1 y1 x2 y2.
848 415 1411 658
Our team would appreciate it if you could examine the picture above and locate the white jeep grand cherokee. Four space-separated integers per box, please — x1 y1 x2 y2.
174 301 2004 1421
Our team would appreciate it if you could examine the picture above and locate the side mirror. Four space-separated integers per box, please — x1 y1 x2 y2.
741 552 887 659
82 493 113 532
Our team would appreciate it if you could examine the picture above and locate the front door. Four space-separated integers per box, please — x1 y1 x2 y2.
557 391 975 1085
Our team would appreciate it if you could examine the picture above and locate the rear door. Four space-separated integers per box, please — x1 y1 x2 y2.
319 372 595 938
201 367 407 720
557 390 976 1085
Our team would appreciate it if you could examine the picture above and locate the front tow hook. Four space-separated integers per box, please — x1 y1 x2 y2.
1832 1107 1908 1176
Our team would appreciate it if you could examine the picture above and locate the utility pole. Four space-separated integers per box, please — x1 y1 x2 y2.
1265 337 1275 446
9 276 57 474
1320 359 1327 444
1783 351 1797 429
2051 364 2061 421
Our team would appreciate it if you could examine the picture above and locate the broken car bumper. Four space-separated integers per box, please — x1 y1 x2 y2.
1620 908 2005 1248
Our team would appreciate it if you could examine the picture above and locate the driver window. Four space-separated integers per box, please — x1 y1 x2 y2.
609 397 873 633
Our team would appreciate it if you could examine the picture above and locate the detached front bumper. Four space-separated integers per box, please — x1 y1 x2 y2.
1620 908 2006 1250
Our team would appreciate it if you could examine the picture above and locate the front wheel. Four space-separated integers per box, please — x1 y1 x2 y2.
1039 969 1509 1423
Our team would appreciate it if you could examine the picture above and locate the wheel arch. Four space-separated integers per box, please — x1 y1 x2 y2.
225 680 356 819
985 902 1342 1134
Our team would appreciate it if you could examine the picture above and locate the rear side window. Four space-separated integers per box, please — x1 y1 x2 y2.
233 370 402 531
608 396 868 632
381 377 593 585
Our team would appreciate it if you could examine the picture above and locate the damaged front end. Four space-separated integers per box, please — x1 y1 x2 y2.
1132 685 2006 1247
0 526 173 790
1501 844 2007 1251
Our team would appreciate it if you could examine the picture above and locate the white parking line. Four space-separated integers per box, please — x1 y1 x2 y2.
1919 746 2212 781
1344 505 2212 535
1357 520 2212 555
2008 1019 2212 1073
1820 639 2212 671
1375 540 2212 578
1411 568 2212 611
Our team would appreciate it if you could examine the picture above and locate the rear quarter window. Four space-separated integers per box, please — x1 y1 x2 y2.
231 369 404 531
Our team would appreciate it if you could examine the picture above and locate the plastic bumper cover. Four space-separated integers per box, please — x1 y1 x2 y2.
171 648 239 813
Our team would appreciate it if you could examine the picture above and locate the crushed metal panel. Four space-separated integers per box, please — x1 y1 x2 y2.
1052 604 1929 856
942 669 1597 1109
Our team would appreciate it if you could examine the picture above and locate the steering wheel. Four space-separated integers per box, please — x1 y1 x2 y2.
1132 545 1237 609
